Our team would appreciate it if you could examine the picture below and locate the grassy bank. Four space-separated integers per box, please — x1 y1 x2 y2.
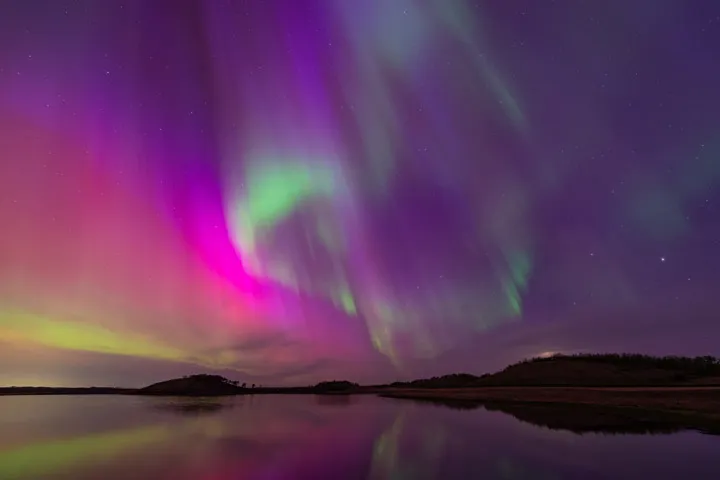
380 386 720 418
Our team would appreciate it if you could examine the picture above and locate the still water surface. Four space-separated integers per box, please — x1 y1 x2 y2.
0 394 718 479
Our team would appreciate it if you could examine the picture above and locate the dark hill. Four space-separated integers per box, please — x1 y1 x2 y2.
480 353 720 387
140 374 241 396
139 376 361 396
391 354 720 388
390 373 482 389
313 380 359 393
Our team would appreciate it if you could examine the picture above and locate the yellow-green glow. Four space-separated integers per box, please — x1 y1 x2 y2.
0 311 187 362
366 302 401 366
0 424 172 479
0 311 257 372
369 413 406 480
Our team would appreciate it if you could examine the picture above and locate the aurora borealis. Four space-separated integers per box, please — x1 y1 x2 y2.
2 0 720 388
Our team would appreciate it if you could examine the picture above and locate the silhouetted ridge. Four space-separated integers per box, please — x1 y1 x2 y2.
481 353 720 386
312 380 359 392
141 374 242 396
390 373 482 389
136 376 362 396
390 354 720 388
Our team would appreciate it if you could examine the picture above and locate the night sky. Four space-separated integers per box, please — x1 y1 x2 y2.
1 0 720 388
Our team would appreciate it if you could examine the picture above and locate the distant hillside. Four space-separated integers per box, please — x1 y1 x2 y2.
391 354 720 388
140 374 242 396
1 376 363 397
6 353 719 397
0 387 135 396
390 373 482 389
482 354 720 386
313 380 359 392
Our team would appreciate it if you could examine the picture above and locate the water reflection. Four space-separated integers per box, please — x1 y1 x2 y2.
149 398 237 416
0 395 719 479
314 394 359 407
0 423 173 479
392 396 720 436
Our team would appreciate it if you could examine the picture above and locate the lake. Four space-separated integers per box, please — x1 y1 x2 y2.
0 394 718 479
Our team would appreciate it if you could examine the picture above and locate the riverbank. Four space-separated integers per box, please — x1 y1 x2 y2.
380 386 720 417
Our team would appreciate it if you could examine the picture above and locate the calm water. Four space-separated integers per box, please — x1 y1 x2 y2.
0 395 718 479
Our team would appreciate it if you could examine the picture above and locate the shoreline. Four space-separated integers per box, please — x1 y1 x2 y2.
4 386 720 436
0 387 378 397
3 385 720 415
378 386 720 418
5 385 720 432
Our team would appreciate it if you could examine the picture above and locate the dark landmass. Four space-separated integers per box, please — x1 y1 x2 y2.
7 352 718 395
313 380 361 392
0 387 135 395
4 354 720 425
379 354 720 432
139 375 362 396
388 353 720 388
139 374 242 396
0 377 364 397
